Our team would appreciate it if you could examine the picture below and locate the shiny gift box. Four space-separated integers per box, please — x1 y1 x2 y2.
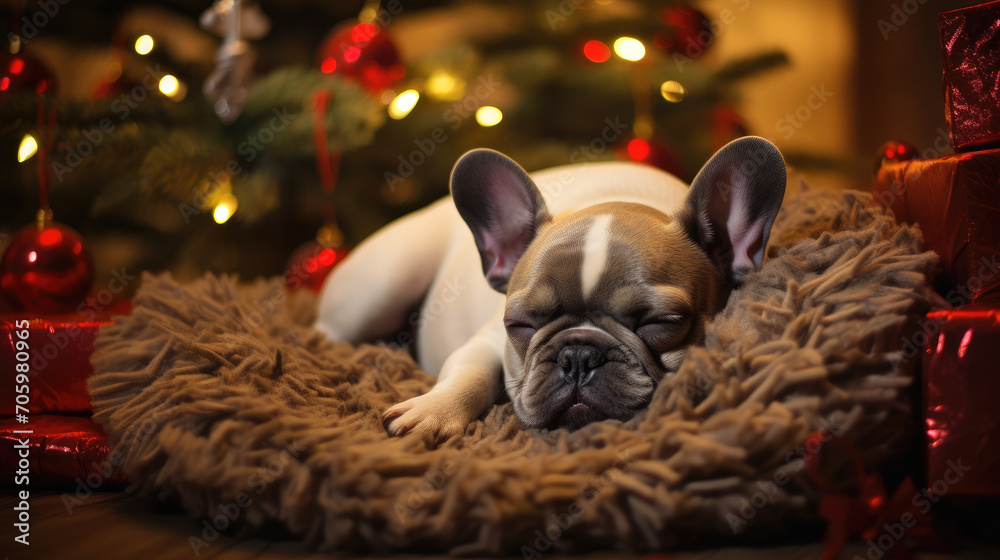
0 300 131 414
923 306 1000 495
0 415 129 489
872 149 1000 306
939 1 1000 152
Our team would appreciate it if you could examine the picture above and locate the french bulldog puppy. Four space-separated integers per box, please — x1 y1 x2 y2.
315 136 786 438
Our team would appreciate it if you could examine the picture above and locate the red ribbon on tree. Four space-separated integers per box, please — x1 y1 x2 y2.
802 432 945 560
312 89 341 195
36 96 57 214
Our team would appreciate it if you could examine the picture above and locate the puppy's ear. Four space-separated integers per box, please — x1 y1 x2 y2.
678 136 786 284
451 148 551 293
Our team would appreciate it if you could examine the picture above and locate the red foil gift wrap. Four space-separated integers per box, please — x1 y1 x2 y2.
939 1 1000 152
0 299 131 414
923 305 1000 496
0 415 129 488
872 149 1000 306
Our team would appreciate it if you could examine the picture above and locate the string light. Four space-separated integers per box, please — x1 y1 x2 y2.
613 37 645 61
359 3 379 23
583 40 611 63
18 134 38 163
134 35 154 55
159 75 179 96
475 106 503 127
388 89 419 119
351 23 377 43
426 70 464 101
660 80 686 102
627 138 651 160
213 193 238 224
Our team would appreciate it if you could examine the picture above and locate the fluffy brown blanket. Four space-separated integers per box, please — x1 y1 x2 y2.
89 189 941 554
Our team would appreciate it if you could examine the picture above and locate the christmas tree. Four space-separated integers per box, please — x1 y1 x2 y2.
1 0 791 291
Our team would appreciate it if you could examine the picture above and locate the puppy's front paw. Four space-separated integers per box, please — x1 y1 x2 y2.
383 391 473 441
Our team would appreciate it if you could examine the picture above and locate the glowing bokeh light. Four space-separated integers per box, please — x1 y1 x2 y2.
583 40 611 63
426 71 463 101
475 106 503 127
613 37 645 61
18 134 38 163
213 194 238 224
388 89 419 119
158 75 180 97
627 138 651 160
135 35 154 55
660 80 686 102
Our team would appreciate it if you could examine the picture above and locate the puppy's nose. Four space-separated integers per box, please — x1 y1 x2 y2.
557 345 604 384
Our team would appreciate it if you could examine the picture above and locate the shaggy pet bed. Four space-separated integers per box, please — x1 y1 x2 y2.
90 189 942 554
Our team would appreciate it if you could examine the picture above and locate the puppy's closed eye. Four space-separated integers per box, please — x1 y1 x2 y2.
635 315 689 349
505 321 537 339
504 319 538 355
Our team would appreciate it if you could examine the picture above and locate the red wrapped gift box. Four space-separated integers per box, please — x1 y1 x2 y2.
872 149 1000 306
0 414 129 489
939 0 1000 152
0 299 131 414
923 305 1000 496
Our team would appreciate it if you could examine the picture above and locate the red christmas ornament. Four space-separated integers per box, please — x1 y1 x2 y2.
285 241 349 293
1 220 94 314
712 105 749 151
653 6 714 60
91 75 145 100
0 51 57 95
873 140 919 172
90 62 143 101
317 21 405 94
618 136 683 178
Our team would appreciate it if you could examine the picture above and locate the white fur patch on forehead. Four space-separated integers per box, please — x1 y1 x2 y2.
581 214 613 300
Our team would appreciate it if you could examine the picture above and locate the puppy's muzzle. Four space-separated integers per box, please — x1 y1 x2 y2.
557 344 605 385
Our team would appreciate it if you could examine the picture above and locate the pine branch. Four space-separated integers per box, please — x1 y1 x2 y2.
138 129 233 201
0 93 210 130
711 50 790 83
239 68 387 157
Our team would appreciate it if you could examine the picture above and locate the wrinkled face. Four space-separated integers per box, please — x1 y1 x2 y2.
502 202 729 430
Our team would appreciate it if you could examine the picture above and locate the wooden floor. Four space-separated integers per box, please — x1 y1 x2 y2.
2 490 998 560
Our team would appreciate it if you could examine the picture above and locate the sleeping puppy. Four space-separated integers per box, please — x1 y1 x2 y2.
315 136 785 438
